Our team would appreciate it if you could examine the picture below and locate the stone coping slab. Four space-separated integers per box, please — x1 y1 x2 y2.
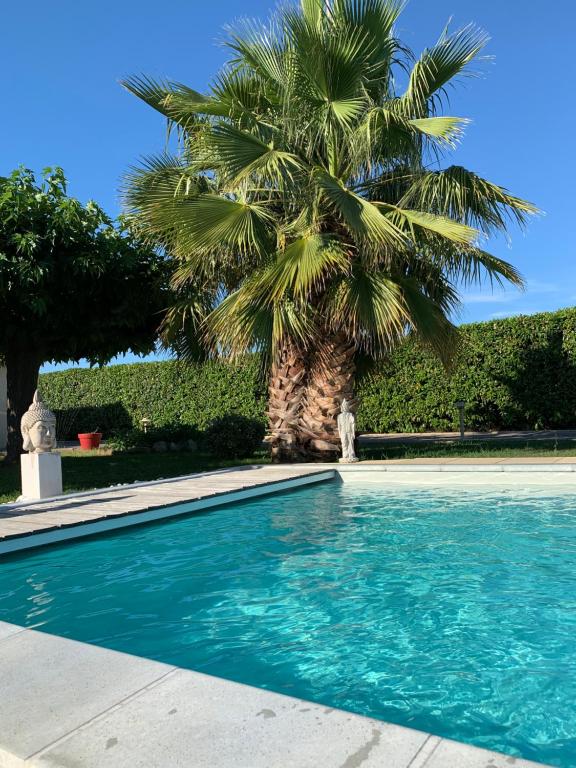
2 461 576 554
0 466 334 555
360 456 576 465
0 622 551 768
358 429 576 444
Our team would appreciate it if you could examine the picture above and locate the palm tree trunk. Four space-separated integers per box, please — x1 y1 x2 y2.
299 332 356 460
267 341 308 462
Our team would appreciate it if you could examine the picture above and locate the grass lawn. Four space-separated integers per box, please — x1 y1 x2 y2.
359 438 576 461
0 450 271 505
2 439 576 505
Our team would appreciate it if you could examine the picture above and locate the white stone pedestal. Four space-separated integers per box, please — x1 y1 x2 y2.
20 453 63 500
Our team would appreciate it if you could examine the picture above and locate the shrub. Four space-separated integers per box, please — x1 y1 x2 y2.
39 307 576 436
203 415 266 459
356 307 576 433
107 424 202 453
40 357 267 439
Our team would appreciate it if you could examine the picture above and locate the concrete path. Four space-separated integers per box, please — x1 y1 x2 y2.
0 622 550 768
359 429 576 445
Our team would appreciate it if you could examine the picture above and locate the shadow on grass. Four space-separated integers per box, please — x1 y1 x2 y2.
2 439 576 505
0 450 271 505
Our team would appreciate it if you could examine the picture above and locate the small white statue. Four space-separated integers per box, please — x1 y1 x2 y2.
337 399 359 463
21 390 57 453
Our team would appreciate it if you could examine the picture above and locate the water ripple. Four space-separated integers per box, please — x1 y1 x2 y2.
1 481 576 766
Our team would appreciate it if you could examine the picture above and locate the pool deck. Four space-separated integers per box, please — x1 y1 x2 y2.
0 460 565 768
2 458 576 553
358 428 576 445
0 621 550 768
0 465 334 554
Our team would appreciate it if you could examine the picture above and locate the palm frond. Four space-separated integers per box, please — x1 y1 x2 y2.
377 204 479 245
186 195 273 256
429 243 525 289
266 234 349 300
324 265 407 352
146 194 274 261
121 75 176 116
314 168 406 245
206 277 315 356
226 20 288 89
332 0 404 43
211 68 278 120
204 123 302 185
409 116 469 146
400 277 460 365
399 166 538 234
402 25 489 115
122 153 209 246
356 107 418 162
300 0 324 29
159 287 214 362
123 154 198 208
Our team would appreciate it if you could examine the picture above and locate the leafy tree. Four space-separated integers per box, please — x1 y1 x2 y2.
123 0 537 460
0 167 168 464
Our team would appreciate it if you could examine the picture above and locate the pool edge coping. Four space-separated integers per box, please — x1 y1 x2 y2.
0 469 335 555
3 458 576 513
3 462 576 555
0 620 552 768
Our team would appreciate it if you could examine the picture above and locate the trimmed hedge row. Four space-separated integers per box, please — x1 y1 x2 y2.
40 307 576 437
40 358 267 439
356 307 576 432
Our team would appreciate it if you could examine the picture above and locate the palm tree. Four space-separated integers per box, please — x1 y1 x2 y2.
123 0 536 461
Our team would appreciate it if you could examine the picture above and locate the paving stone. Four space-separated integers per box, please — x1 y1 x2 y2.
0 622 25 643
420 737 549 767
0 627 174 761
32 669 429 768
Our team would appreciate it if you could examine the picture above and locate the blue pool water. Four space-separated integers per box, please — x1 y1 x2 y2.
1 480 575 766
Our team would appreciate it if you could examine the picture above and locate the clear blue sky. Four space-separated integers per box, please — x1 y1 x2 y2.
3 0 574 370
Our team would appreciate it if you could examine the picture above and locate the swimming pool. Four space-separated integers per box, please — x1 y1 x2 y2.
1 479 574 767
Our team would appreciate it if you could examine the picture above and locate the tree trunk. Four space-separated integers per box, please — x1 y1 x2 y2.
267 341 308 462
3 348 42 465
298 333 356 461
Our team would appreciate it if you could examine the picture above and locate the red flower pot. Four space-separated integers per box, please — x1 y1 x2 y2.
78 432 102 450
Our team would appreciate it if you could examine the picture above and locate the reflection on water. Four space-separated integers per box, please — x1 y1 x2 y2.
1 482 575 767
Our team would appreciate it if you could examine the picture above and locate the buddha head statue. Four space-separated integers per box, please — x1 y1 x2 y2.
20 391 57 453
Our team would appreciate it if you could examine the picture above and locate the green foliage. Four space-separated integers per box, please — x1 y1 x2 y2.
356 308 576 432
123 1 535 364
106 425 201 452
40 358 267 440
40 307 576 438
0 166 168 365
203 415 266 459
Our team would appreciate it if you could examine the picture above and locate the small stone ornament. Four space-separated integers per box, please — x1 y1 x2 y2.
337 398 359 463
21 390 57 453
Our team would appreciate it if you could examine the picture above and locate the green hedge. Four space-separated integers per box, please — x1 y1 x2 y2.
40 307 576 437
356 307 576 433
40 358 267 439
